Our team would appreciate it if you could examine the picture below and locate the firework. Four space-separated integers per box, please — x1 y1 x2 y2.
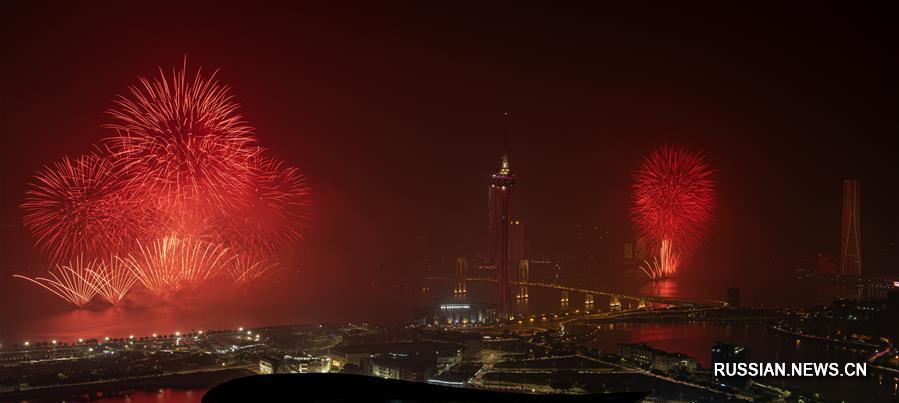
631 145 715 279
85 256 138 306
104 60 259 214
20 60 312 306
22 154 144 262
249 156 312 250
14 257 99 307
214 155 312 254
227 252 278 285
121 235 232 299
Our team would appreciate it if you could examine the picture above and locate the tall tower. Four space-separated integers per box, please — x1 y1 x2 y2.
488 154 515 316
840 179 862 277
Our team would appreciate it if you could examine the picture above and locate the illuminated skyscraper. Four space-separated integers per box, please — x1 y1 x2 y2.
840 179 862 277
487 154 515 316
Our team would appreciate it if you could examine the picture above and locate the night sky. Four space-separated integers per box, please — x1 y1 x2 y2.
3 3 898 285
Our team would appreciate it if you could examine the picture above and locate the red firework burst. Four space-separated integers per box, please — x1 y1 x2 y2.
631 145 715 279
213 155 312 254
20 60 312 306
14 257 99 308
22 154 145 263
104 60 259 213
121 235 232 299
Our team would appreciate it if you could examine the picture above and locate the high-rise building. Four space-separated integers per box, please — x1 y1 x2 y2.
840 179 862 277
487 154 515 316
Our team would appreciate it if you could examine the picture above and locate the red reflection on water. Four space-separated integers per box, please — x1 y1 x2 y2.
98 388 202 403
639 279 678 297
591 322 765 368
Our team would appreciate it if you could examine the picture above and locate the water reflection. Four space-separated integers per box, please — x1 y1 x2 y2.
98 388 201 403
514 297 529 314
638 279 678 297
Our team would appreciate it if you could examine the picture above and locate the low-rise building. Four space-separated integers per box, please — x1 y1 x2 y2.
652 351 698 372
283 355 330 373
618 343 657 367
414 303 498 325
619 343 697 372
329 341 461 374
371 354 436 382
259 355 284 374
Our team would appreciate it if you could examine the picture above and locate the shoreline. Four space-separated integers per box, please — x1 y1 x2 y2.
768 325 880 352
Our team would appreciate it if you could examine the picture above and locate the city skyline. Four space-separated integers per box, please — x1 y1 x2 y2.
3 5 897 287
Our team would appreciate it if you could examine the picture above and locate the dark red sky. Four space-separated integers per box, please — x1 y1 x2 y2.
2 3 898 281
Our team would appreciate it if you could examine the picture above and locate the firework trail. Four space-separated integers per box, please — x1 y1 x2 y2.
85 256 138 306
121 235 232 299
631 145 715 279
13 257 99 308
22 154 145 263
227 252 278 285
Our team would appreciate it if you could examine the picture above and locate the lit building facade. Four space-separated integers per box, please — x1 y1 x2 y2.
259 355 284 374
487 154 516 316
414 303 498 326
619 343 698 373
